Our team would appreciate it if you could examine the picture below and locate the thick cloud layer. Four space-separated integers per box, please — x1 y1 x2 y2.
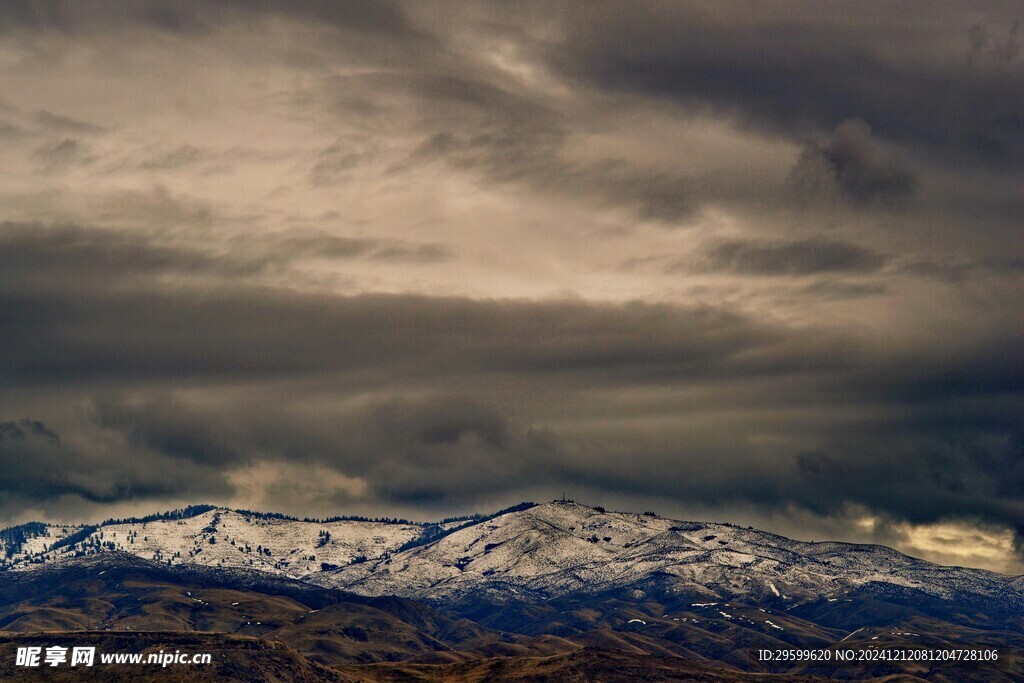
0 2 1021 571
553 2 1024 169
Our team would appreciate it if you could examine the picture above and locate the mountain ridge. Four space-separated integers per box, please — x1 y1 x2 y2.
3 501 1021 618
4 503 1024 680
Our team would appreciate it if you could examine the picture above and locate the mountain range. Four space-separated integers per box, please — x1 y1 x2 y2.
2 501 1022 681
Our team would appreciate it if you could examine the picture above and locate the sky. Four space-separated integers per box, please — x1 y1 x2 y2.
0 1 1021 573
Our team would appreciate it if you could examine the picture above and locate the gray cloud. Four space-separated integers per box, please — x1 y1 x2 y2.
901 256 1024 283
0 222 452 295
789 119 917 204
89 393 559 507
697 237 886 276
94 397 246 467
0 232 791 385
32 138 93 169
317 67 703 223
62 335 1024 533
0 0 422 39
0 419 229 517
788 431 1024 528
370 242 452 263
797 279 888 299
0 221 1021 540
310 137 378 186
247 232 454 267
549 2 1024 169
532 380 1024 545
401 89 698 223
0 121 24 138
136 145 203 171
0 222 224 289
33 110 105 134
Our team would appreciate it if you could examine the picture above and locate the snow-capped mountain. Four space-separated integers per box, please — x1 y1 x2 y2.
3 501 1020 612
0 506 431 578
317 501 1020 608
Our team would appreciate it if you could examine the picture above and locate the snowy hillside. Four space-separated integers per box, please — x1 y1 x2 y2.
1 508 428 579
315 502 1021 607
3 501 1020 611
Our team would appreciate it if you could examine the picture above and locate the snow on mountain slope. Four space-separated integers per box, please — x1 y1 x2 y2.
3 524 80 559
1 509 425 579
3 501 1020 611
313 502 1021 607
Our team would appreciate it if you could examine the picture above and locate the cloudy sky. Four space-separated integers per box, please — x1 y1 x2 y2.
0 1 1021 572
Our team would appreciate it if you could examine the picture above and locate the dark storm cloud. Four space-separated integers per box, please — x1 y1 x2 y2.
543 391 1024 540
788 120 917 204
550 1 1024 168
347 396 557 503
0 419 228 514
0 222 226 288
696 237 886 276
854 335 1024 404
0 419 104 501
2 220 1022 534
0 223 799 385
781 430 1024 535
81 340 1024 527
91 393 559 506
94 397 246 466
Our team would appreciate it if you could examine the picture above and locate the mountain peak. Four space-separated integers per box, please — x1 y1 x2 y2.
3 502 1021 616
